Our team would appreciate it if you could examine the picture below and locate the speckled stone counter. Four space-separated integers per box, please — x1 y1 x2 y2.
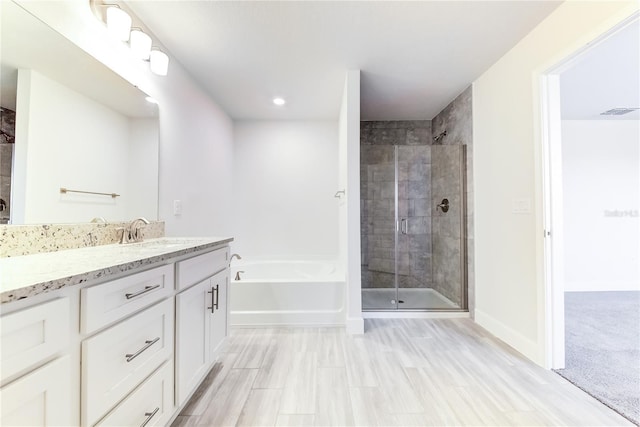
0 237 233 303
0 221 165 257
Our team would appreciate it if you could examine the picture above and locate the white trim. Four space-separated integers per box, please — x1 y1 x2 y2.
363 311 469 319
475 309 539 364
565 282 640 292
538 10 640 370
230 310 345 327
231 324 345 329
540 72 566 370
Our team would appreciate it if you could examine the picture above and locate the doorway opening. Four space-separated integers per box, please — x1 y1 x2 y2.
541 13 639 425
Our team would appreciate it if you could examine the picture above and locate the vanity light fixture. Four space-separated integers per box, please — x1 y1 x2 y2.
273 97 286 106
105 6 132 42
130 28 152 60
94 1 170 76
149 49 169 76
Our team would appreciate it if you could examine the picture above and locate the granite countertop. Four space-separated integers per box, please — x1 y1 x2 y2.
0 237 233 304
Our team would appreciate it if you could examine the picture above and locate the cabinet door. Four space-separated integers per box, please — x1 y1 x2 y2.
1 298 69 383
209 270 228 361
175 278 211 407
0 356 72 427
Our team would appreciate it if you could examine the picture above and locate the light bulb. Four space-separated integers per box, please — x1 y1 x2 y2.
106 7 132 42
273 97 286 106
130 29 152 60
149 49 169 76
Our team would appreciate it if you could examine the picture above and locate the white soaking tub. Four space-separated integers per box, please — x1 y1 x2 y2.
230 260 345 327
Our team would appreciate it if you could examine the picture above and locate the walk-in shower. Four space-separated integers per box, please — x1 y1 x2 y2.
361 122 467 311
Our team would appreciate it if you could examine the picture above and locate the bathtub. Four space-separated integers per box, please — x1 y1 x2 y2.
230 260 346 327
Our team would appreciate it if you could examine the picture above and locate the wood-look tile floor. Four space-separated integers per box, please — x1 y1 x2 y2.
172 319 632 427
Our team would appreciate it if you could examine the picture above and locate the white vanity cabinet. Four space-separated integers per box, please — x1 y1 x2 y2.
0 298 73 427
175 248 229 407
0 238 232 427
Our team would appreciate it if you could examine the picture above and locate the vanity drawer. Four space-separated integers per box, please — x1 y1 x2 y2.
0 356 72 427
0 298 69 383
81 264 173 334
82 298 173 427
176 247 228 291
96 361 173 427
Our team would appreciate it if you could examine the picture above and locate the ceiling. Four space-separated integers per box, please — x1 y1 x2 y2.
126 1 562 121
560 17 640 120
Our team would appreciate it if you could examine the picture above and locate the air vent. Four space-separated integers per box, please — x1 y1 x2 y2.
600 107 639 116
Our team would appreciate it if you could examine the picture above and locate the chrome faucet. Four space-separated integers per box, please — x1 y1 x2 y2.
230 253 242 262
119 217 150 244
235 270 244 281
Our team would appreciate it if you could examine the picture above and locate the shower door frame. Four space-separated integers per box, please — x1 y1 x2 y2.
392 146 400 310
361 144 468 312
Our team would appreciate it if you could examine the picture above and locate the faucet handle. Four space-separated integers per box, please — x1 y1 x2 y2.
116 227 129 244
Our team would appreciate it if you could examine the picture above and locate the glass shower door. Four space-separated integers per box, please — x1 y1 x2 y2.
430 145 466 310
396 145 432 309
360 143 467 311
360 145 397 309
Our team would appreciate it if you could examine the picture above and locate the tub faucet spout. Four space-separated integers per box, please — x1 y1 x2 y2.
235 270 245 281
230 253 242 262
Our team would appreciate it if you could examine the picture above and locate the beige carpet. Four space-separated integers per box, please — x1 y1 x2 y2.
555 291 640 426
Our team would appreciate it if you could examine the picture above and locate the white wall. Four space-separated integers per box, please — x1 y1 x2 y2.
472 1 638 365
14 70 130 223
17 0 234 236
232 121 339 259
562 120 640 291
339 70 364 334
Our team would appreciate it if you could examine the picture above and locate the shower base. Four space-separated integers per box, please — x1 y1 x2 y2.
362 288 458 310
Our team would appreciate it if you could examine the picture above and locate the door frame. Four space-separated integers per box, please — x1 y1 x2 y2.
540 12 639 369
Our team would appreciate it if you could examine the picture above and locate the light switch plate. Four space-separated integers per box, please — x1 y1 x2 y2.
173 200 182 216
512 198 531 214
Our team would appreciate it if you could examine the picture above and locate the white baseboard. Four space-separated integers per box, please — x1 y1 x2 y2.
346 316 364 334
565 282 640 292
230 310 345 328
474 309 541 365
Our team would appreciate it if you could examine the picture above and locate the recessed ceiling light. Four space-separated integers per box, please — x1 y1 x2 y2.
273 97 286 106
145 96 158 104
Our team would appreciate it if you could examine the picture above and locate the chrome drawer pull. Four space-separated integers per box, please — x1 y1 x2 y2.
207 289 214 313
140 407 159 427
125 284 161 300
125 337 160 362
213 284 220 310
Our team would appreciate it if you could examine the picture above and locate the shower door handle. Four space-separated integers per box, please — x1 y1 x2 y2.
400 218 408 235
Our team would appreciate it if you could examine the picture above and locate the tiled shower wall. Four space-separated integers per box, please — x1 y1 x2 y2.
431 86 474 313
360 121 432 289
431 145 465 306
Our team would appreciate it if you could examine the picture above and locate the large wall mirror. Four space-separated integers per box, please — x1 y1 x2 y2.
0 1 159 225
